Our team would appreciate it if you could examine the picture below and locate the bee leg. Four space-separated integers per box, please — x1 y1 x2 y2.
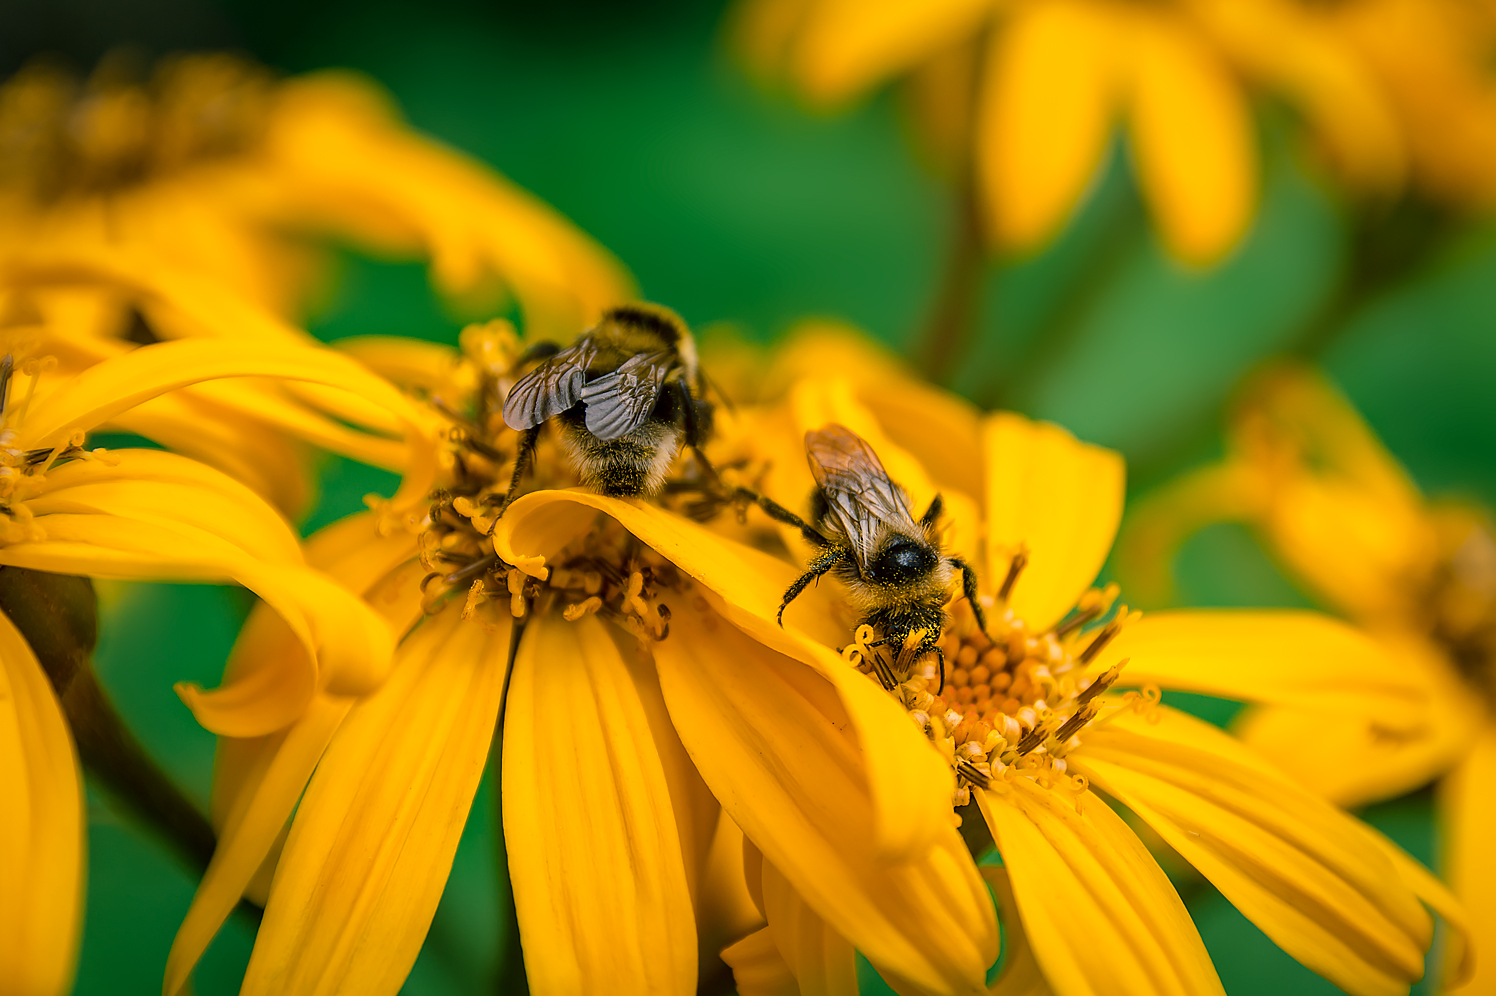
778 545 848 626
947 554 987 635
673 379 723 491
735 488 830 548
933 646 946 695
498 426 541 516
919 493 944 528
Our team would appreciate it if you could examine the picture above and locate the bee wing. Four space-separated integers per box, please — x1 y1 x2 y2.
502 338 598 430
579 349 674 440
806 424 916 567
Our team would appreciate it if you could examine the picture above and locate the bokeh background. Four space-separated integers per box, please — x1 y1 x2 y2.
6 0 1494 992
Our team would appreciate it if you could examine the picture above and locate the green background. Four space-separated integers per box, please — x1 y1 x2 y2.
8 0 1494 992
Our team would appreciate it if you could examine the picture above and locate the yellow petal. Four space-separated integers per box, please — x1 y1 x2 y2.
1 515 395 729
1233 698 1470 810
982 412 1124 632
241 607 507 996
503 612 697 995
789 0 993 105
16 333 437 511
976 780 1223 996
724 926 802 996
656 603 997 995
494 490 955 861
1123 13 1256 264
1096 609 1438 718
1187 0 1406 193
163 696 351 996
334 336 471 396
761 857 860 996
262 73 633 339
1441 727 1496 995
0 609 84 996
1358 820 1475 992
770 325 986 502
167 514 423 996
979 865 1051 996
1075 704 1430 996
980 0 1118 251
698 816 769 969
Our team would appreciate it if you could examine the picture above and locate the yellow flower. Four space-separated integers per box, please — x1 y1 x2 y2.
731 0 1496 264
0 53 630 334
693 333 1468 995
1118 363 1496 992
163 321 996 996
0 332 433 996
2 250 445 517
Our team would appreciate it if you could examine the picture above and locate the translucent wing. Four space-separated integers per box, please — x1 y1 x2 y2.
805 424 915 568
502 338 598 431
580 350 673 440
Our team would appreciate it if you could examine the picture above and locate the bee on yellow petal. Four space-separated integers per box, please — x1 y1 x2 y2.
1119 362 1496 993
706 329 1468 996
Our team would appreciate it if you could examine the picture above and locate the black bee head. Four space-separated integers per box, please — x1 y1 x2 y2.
870 539 937 585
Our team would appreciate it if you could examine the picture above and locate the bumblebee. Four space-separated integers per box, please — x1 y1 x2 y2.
501 303 716 504
747 424 984 691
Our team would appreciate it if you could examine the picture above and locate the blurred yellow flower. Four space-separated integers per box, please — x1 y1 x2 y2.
709 340 1468 995
163 320 996 996
732 0 1496 264
0 53 631 334
1118 364 1496 993
0 332 433 996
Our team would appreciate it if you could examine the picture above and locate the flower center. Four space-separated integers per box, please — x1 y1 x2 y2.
1425 519 1496 709
0 352 102 541
413 322 682 638
846 554 1152 809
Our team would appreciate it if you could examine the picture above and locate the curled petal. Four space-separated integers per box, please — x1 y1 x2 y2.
494 490 955 861
760 857 860 996
1441 728 1496 994
723 927 801 996
656 603 996 995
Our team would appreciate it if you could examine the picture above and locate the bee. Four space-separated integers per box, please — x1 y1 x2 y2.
744 423 984 691
500 303 717 506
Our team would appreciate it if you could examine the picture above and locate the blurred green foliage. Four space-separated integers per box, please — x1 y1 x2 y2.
37 0 1496 992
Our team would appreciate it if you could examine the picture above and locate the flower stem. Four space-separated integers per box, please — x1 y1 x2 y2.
918 170 986 386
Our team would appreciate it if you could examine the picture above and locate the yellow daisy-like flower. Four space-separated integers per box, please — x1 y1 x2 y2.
163 319 996 996
0 331 434 996
696 332 1469 995
0 52 630 332
732 0 1496 264
1118 363 1496 993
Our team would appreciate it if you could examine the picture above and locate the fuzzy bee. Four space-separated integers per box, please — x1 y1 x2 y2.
501 303 716 505
747 423 984 691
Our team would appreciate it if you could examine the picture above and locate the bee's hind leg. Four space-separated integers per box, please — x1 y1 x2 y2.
735 487 830 549
497 426 541 517
947 554 987 635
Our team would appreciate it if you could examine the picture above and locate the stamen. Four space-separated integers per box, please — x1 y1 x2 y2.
997 548 1028 602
